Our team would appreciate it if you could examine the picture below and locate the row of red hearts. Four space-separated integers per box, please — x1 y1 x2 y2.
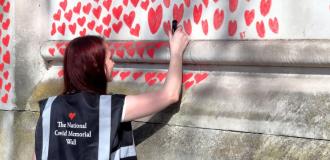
0 77 11 104
56 0 270 15
0 0 12 104
48 41 169 59
58 69 208 90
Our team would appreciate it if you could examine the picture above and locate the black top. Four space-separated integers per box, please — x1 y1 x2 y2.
35 91 137 160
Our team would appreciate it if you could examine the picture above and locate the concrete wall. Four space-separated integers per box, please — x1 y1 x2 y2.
2 0 330 159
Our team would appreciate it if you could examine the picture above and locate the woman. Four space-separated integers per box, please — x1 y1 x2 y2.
34 26 189 160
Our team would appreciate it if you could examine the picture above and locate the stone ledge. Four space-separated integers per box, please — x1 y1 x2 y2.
41 40 330 67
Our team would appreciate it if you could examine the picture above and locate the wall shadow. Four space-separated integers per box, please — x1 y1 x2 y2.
133 93 182 145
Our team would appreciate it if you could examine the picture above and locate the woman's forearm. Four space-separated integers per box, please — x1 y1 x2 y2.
163 54 183 102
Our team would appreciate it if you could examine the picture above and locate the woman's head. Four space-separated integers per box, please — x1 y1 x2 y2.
63 35 115 94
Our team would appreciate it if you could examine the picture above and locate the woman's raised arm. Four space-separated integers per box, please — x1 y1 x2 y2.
122 26 189 122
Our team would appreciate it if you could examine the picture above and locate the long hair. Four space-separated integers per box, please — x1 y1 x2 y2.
63 35 107 94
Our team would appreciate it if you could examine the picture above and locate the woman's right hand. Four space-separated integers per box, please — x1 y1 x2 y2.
168 26 189 58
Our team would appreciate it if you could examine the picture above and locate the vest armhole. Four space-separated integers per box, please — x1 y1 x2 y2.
121 97 127 122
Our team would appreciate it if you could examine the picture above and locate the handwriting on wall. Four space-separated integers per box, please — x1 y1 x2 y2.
49 0 286 40
0 0 14 109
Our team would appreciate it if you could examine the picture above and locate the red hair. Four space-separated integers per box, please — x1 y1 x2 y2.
63 35 107 94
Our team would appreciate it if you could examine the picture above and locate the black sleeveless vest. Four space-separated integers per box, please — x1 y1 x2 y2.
35 91 137 160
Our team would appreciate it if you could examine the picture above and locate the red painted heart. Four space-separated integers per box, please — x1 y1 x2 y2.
95 25 103 34
163 20 171 36
3 51 10 64
184 0 190 7
112 70 119 78
58 69 64 78
53 9 61 21
59 48 65 55
92 6 102 19
145 72 156 82
57 23 66 35
59 0 67 11
130 24 140 37
147 48 155 58
157 72 167 82
184 80 194 90
64 10 72 22
123 0 129 6
260 0 271 17
69 23 76 34
2 19 10 30
141 0 149 10
213 8 224 30
112 6 123 20
73 2 81 14
244 9 255 26
163 0 170 8
137 48 144 58
5 83 11 92
193 4 203 24
124 11 136 28
116 49 125 58
102 14 112 26
0 0 5 6
133 71 143 80
83 3 92 14
1 94 8 104
147 79 157 86
229 0 238 13
202 19 208 35
2 34 10 47
228 20 237 37
120 71 131 80
0 13 3 22
124 42 134 50
0 63 4 72
79 28 87 36
77 17 86 27
127 49 135 57
87 20 96 30
112 21 123 33
182 72 193 83
203 0 208 7
103 0 112 11
3 71 9 80
194 73 208 84
51 23 56 36
131 0 140 7
256 20 265 38
103 28 111 38
268 17 279 33
173 3 184 23
3 1 10 13
148 5 163 34
183 19 192 35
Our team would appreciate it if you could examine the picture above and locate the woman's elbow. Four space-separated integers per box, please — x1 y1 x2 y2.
167 92 180 104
